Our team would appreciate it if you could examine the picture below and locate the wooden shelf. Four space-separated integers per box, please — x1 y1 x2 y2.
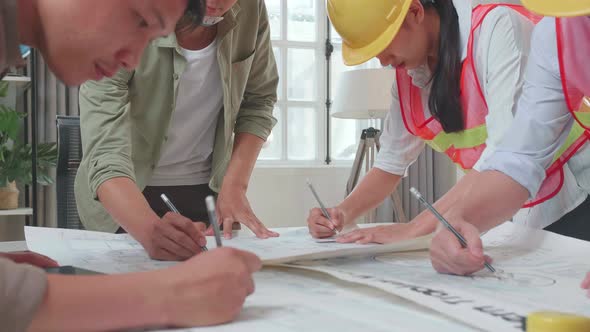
2 75 31 90
0 208 33 216
1 75 34 219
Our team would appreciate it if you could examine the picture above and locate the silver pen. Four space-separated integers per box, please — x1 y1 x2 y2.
306 179 340 235
205 196 223 248
409 187 496 273
160 193 208 252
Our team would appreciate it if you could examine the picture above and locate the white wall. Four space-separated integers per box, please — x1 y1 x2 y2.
246 165 353 228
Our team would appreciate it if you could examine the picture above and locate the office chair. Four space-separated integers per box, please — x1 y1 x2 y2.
56 115 84 229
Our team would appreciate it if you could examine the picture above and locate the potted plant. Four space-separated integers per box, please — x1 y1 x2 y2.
0 82 57 209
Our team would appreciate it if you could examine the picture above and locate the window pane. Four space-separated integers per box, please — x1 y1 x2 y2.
287 48 316 101
330 45 348 98
287 0 316 42
331 118 359 160
259 107 283 160
273 47 282 100
330 24 342 44
266 0 281 40
287 107 316 160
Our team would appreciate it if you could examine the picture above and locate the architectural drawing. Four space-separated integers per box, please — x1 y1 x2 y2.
24 223 589 332
24 226 430 271
283 223 590 332
373 252 557 288
152 267 478 332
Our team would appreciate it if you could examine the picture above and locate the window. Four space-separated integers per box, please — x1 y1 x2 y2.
259 0 381 163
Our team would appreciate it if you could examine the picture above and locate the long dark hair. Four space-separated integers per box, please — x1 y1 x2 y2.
176 0 206 32
422 0 463 132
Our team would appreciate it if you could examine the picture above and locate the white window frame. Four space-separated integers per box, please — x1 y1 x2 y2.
259 0 377 167
258 0 328 166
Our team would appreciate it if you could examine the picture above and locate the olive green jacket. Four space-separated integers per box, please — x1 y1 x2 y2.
75 0 278 232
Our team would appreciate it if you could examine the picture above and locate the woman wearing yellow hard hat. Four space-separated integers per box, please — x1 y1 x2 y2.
422 0 590 292
308 0 590 248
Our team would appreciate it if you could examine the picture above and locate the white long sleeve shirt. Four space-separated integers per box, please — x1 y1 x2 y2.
375 1 532 175
478 17 590 227
374 3 589 228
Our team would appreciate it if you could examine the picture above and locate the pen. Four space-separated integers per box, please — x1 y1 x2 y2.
306 179 340 235
160 193 208 252
409 187 496 273
205 196 223 248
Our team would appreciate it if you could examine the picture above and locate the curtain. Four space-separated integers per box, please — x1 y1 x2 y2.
30 55 79 227
374 146 457 222
398 146 457 220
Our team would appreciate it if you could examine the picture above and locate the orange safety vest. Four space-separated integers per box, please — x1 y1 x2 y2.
557 17 590 130
396 4 589 207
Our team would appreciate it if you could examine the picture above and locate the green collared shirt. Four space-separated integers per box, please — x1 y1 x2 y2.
75 0 278 232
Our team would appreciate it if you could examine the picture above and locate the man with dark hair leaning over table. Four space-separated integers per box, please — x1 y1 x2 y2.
0 1 260 331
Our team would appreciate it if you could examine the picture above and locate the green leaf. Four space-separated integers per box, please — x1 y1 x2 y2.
0 81 9 98
0 141 57 186
0 107 26 141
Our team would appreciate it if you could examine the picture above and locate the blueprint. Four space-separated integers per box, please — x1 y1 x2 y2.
23 223 589 331
25 226 175 273
152 267 477 332
281 222 590 332
24 226 430 273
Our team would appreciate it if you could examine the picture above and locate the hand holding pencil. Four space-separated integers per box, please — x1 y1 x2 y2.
306 180 345 238
144 194 208 261
410 188 496 276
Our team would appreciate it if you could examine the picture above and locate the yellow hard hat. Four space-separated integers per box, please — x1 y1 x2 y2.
521 0 590 17
327 0 412 66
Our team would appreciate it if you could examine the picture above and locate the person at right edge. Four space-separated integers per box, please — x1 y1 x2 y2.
419 0 590 298
310 0 590 256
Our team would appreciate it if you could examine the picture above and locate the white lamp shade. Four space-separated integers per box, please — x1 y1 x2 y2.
332 68 395 119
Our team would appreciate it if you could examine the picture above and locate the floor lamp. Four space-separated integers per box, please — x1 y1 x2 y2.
332 68 408 224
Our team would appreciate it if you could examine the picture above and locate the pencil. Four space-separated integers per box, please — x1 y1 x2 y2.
205 196 223 248
160 193 208 252
409 187 495 273
306 179 340 235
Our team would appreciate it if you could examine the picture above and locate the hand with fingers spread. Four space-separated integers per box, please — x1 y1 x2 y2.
307 207 345 238
212 185 278 239
336 222 431 244
581 271 590 298
429 219 492 275
0 251 59 268
141 212 208 261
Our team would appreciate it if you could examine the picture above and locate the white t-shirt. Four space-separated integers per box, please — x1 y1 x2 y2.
149 39 224 186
